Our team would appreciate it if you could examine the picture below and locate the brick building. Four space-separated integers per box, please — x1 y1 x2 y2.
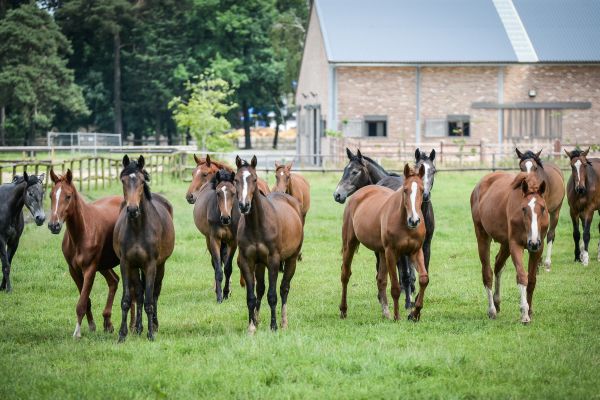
296 0 600 162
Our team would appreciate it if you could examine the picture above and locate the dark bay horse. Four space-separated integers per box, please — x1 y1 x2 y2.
340 164 429 321
272 161 310 222
186 154 269 204
471 172 549 323
114 155 175 341
516 148 565 271
48 169 128 338
193 169 240 302
333 148 437 307
0 173 46 292
564 148 600 265
234 155 303 334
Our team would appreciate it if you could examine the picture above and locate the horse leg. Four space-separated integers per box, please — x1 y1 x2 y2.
543 209 559 271
239 254 257 334
99 269 119 333
130 269 144 335
493 244 510 313
118 262 133 343
74 268 97 338
597 211 600 261
475 223 494 319
0 241 10 292
209 238 224 303
267 255 280 331
339 236 358 319
280 255 298 329
223 243 235 299
3 234 20 292
383 247 402 320
527 247 542 319
143 262 157 341
571 209 581 262
423 204 434 272
408 249 429 321
398 256 413 310
581 212 593 266
376 252 390 318
510 243 530 324
254 263 266 326
152 263 165 332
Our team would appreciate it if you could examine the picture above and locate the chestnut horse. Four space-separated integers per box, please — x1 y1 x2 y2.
516 148 565 271
234 155 303 334
272 161 310 222
193 169 240 302
564 148 600 265
471 172 549 323
186 154 269 204
340 164 429 321
48 169 132 338
114 155 175 341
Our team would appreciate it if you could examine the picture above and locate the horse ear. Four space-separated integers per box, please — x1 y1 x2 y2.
50 168 59 183
539 180 546 196
429 149 436 161
138 155 145 169
521 179 529 196
346 148 354 160
515 148 524 159
418 164 425 179
235 155 242 169
287 161 293 170
403 163 411 178
193 154 201 165
206 154 211 166
251 155 257 169
23 171 28 182
38 173 45 183
66 169 73 184
535 149 542 159
415 148 421 161
274 161 280 168
356 149 363 159
583 147 590 157
564 149 572 158
123 155 130 167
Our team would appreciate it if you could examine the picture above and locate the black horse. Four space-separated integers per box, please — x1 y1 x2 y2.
333 148 436 307
0 172 46 292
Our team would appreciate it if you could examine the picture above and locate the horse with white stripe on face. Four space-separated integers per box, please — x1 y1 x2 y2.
339 164 430 322
564 148 600 266
515 148 564 272
471 172 549 324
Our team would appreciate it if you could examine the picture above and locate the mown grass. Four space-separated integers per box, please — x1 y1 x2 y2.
0 170 599 399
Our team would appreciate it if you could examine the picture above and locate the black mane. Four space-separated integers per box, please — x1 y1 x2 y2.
568 148 585 159
211 169 234 189
519 150 544 167
361 155 391 175
120 161 152 199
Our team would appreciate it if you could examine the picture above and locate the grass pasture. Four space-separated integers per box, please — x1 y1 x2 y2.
0 170 599 399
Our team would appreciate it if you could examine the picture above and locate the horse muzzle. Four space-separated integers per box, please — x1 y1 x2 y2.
48 221 62 234
333 191 347 204
527 239 542 252
186 192 196 204
34 213 46 226
220 215 231 225
127 206 140 219
238 202 251 214
423 193 431 202
575 186 587 195
407 217 421 230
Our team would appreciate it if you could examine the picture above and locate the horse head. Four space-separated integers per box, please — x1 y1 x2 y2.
333 148 371 203
402 163 425 229
120 155 151 219
23 173 46 226
415 148 436 202
516 148 544 175
186 154 221 204
48 169 76 234
273 161 293 193
565 147 592 195
512 173 549 252
234 155 258 215
212 169 236 225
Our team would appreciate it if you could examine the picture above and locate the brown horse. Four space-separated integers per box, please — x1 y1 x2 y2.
114 155 175 341
186 154 270 204
234 155 303 334
193 169 240 302
516 148 565 271
272 161 310 222
340 164 429 321
48 169 133 338
471 172 549 323
564 148 600 265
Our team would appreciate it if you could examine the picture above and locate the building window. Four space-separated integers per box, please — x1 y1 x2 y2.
504 109 562 140
364 116 387 137
448 115 470 137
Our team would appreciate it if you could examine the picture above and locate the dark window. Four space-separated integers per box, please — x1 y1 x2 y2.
364 116 387 137
448 115 470 137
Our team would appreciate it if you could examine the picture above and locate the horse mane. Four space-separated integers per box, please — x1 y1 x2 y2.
567 148 587 160
511 172 541 194
404 166 420 178
519 150 544 168
211 169 234 189
361 155 391 176
198 157 234 172
120 161 152 199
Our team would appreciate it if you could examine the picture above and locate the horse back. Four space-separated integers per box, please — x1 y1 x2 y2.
376 175 403 190
258 178 270 196
290 173 310 215
471 172 514 243
152 193 173 217
269 192 303 258
540 162 565 212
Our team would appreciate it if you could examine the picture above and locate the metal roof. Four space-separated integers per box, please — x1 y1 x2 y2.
314 0 600 64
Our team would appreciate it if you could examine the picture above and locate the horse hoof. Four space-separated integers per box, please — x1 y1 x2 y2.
581 252 589 266
247 322 257 335
488 310 497 319
270 323 278 332
217 297 223 304
521 317 531 325
88 322 96 332
135 325 143 335
147 332 155 341
339 310 347 319
407 313 420 322
118 335 126 343
104 325 114 334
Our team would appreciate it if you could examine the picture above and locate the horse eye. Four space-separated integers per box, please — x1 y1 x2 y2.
351 170 358 175
66 195 71 200
541 206 546 213
522 207 527 213
202 173 208 177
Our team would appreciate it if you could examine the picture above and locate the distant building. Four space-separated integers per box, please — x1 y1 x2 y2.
296 0 600 161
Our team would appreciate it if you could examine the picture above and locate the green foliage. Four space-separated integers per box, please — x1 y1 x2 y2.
325 129 342 138
169 74 236 150
0 3 88 144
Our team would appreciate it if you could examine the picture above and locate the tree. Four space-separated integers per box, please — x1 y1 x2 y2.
169 74 236 151
0 4 88 145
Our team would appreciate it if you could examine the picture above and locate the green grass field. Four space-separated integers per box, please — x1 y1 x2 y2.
0 171 599 399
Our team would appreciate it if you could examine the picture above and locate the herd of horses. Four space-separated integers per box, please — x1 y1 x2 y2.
0 147 598 340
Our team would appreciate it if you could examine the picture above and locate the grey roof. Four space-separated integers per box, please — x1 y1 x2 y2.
513 0 600 62
314 0 600 63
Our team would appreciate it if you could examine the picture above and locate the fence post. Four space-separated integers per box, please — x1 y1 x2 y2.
94 157 99 190
492 153 496 172
0 166 3 185
480 140 484 164
87 158 91 191
79 159 83 191
102 158 106 189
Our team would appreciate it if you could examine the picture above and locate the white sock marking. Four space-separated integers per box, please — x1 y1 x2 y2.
544 241 553 268
528 197 539 243
518 283 530 322
486 286 496 318
242 170 251 204
54 187 61 215
525 160 533 173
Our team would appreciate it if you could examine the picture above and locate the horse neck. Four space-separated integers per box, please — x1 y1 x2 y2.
7 183 26 215
364 159 388 182
245 187 268 230
586 163 598 193
130 192 159 232
389 189 410 225
64 191 88 241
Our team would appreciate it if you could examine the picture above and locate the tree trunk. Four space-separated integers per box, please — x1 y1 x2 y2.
0 106 5 146
155 112 161 145
134 130 143 146
28 105 37 146
242 99 251 149
273 120 279 149
113 31 123 139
